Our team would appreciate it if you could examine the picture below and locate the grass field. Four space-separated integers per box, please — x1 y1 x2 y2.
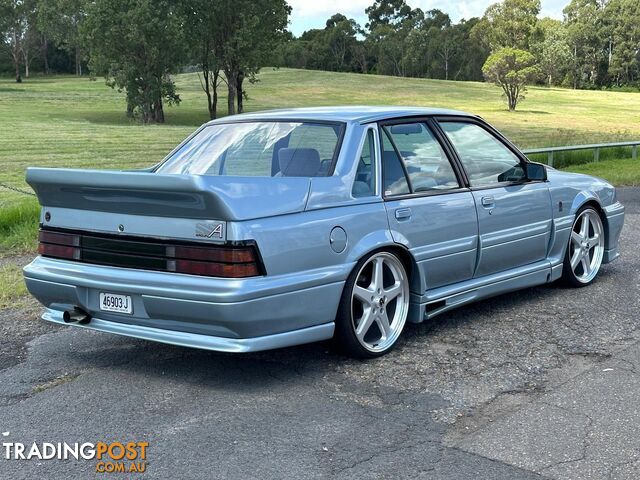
0 68 639 258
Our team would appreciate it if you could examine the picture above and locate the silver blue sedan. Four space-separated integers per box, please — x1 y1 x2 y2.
23 107 625 358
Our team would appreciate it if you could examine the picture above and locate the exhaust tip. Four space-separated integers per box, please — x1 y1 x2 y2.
63 308 91 324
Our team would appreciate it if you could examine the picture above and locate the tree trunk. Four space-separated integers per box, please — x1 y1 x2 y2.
12 30 22 83
212 70 219 120
202 68 214 119
201 68 220 120
573 46 578 89
42 36 49 75
23 45 30 78
153 99 165 124
75 46 81 76
236 72 244 114
226 70 237 115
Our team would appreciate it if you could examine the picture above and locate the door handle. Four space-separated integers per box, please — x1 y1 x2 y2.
395 208 412 220
481 196 495 208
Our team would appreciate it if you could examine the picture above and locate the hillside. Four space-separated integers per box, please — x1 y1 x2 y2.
1 68 639 207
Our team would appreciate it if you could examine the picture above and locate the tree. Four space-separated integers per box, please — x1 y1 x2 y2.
482 48 540 110
564 0 607 88
453 18 489 81
364 0 423 77
324 14 360 72
37 0 87 76
180 0 226 119
532 18 571 86
82 0 186 123
20 0 39 78
478 0 541 50
0 0 29 82
605 0 640 85
216 0 290 115
365 0 414 30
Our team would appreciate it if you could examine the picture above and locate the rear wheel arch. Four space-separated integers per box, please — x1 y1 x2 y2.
351 244 419 293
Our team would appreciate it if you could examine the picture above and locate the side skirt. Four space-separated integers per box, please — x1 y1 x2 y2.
408 261 552 323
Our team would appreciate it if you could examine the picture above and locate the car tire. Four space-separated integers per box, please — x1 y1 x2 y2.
562 205 605 287
333 250 410 358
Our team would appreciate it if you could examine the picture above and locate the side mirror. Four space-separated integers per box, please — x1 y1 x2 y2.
524 162 547 182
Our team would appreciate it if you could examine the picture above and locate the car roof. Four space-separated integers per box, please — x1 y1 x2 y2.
206 106 475 125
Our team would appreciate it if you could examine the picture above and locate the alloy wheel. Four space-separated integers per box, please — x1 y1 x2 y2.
569 209 604 284
350 252 409 353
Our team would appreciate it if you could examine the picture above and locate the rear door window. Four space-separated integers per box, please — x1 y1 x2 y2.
383 122 460 193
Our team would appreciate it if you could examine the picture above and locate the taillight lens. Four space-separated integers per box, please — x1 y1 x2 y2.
38 230 80 260
172 245 255 263
174 259 259 278
170 245 260 278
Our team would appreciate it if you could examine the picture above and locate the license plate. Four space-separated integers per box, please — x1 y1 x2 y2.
99 293 133 314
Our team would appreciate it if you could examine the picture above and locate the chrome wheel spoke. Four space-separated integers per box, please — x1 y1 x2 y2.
581 255 591 275
571 230 583 246
580 212 590 237
355 307 375 340
371 257 384 292
353 285 372 303
384 281 403 301
375 311 391 340
570 250 582 270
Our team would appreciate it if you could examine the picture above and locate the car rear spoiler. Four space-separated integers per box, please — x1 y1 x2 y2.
26 168 312 221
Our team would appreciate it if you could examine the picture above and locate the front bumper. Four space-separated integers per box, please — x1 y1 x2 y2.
603 201 625 264
24 256 350 351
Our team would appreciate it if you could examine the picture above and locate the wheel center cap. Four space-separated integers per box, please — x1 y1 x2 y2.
378 297 385 307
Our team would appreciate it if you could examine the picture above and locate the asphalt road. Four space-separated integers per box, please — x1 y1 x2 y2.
1 188 639 479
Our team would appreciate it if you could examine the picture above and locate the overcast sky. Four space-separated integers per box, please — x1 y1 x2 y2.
287 0 568 36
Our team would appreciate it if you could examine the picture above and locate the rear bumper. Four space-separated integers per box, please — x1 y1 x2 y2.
24 256 349 350
40 308 334 353
603 201 625 264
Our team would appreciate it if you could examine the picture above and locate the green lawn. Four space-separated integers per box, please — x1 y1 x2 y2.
565 157 640 186
0 68 638 257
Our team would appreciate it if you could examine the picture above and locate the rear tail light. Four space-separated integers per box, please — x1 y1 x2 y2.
169 245 260 278
173 259 259 278
38 230 80 260
37 228 262 278
171 245 255 263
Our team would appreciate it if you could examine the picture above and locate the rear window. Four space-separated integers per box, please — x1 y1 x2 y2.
156 121 343 177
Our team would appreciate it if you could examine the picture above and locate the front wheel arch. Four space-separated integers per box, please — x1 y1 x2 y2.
578 199 609 248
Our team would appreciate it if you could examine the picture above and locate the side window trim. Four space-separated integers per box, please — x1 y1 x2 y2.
434 116 530 190
380 126 414 193
351 126 380 198
377 118 467 199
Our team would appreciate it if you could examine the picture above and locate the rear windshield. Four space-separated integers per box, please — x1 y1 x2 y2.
156 121 343 177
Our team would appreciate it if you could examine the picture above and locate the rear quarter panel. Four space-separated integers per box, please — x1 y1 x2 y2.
228 201 392 280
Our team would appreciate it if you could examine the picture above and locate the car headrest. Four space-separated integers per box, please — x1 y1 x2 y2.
278 148 321 177
389 123 422 135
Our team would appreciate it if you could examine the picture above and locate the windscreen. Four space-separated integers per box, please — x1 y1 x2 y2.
156 121 343 177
